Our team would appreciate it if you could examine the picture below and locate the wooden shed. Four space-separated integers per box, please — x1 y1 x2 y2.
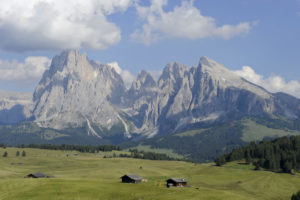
121 174 142 184
166 178 188 187
25 172 46 178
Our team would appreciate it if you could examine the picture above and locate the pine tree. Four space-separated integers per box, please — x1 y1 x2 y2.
3 151 8 157
215 156 226 166
22 150 26 157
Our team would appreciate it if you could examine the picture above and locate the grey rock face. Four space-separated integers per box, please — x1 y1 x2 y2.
2 50 300 140
123 70 160 136
125 56 299 135
32 50 126 134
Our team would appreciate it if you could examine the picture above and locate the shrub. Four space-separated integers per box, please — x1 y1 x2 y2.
291 191 300 200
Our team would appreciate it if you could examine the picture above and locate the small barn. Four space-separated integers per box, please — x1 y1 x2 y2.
166 178 188 187
25 172 46 178
121 174 142 184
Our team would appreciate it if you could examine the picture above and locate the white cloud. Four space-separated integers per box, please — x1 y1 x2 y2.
234 66 300 98
107 62 136 88
0 57 51 81
131 0 255 45
0 0 134 52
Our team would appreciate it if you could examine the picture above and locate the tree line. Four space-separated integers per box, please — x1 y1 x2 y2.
20 144 120 153
215 136 300 173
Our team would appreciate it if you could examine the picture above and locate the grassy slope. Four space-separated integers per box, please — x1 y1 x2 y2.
174 129 207 137
125 119 300 162
241 120 300 142
0 148 299 200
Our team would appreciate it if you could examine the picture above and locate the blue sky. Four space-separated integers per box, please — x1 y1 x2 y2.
0 0 299 97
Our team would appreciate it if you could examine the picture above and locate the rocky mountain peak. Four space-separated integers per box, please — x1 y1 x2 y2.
126 70 157 105
48 50 84 74
160 62 189 81
198 56 231 75
8 51 299 140
32 50 127 130
135 70 156 88
196 56 271 99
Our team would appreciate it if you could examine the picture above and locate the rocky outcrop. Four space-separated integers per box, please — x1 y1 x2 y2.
124 56 298 134
32 50 127 134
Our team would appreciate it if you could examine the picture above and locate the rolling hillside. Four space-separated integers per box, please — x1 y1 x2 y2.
0 148 299 200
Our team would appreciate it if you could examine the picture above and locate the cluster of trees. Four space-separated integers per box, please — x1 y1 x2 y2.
116 149 186 161
23 144 120 153
2 150 26 157
215 136 300 173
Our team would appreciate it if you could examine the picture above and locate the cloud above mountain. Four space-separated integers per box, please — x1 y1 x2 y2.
234 66 300 98
0 0 133 51
107 62 136 88
0 0 256 51
0 57 51 81
131 0 255 45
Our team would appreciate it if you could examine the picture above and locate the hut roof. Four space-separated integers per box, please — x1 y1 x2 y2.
30 172 46 178
167 178 187 183
121 174 142 181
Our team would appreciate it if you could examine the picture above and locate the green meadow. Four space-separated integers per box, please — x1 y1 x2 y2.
0 148 299 200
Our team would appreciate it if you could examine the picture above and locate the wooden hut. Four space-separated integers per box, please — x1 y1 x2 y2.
25 172 46 178
166 178 188 187
121 174 142 184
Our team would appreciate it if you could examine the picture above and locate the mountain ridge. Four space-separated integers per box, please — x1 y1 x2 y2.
0 50 299 154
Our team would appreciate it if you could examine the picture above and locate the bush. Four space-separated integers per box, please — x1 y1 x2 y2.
291 191 300 200
215 156 226 166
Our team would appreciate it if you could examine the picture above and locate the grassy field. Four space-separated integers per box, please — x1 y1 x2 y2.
174 129 207 137
0 148 299 200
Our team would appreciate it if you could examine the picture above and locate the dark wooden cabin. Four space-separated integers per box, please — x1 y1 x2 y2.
166 178 188 187
25 172 46 178
121 174 142 184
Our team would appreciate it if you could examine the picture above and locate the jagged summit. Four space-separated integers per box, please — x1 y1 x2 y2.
197 56 271 99
1 50 299 141
32 50 126 130
199 56 236 77
159 62 189 81
136 70 156 88
199 56 225 68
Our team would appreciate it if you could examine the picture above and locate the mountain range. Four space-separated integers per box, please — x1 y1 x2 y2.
1 50 300 161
